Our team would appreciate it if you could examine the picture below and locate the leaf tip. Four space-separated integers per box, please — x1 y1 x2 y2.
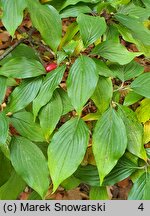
99 174 105 187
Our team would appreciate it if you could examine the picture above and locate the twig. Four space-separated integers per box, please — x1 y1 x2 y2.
29 40 44 65
113 82 126 92
0 27 55 63
20 27 55 57
31 40 55 57
0 38 25 61
26 28 45 65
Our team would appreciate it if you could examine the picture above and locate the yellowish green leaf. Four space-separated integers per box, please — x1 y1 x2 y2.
136 99 150 123
143 121 150 144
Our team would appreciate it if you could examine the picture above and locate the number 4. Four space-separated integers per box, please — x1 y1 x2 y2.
138 203 144 211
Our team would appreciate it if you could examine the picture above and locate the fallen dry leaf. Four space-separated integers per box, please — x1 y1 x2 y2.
0 31 10 42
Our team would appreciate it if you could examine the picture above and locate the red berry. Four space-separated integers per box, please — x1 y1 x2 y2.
45 63 57 72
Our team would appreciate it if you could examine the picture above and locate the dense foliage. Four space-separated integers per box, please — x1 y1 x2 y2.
0 0 150 200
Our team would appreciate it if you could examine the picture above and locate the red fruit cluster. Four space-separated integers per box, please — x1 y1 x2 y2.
45 63 57 72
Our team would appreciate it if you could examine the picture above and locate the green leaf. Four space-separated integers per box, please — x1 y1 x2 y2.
10 136 49 198
143 172 150 200
75 152 138 187
48 117 89 192
109 60 144 81
128 172 150 200
67 55 98 115
104 152 139 186
59 22 79 49
39 90 63 141
89 186 109 200
93 108 127 184
132 0 145 7
0 43 39 66
63 40 78 56
10 111 45 142
0 150 12 187
0 133 11 160
0 111 9 146
123 91 143 106
0 57 45 79
142 0 150 7
28 191 42 200
91 76 113 114
131 73 150 98
82 111 101 121
93 58 113 77
135 99 150 123
113 91 120 103
118 3 150 21
143 121 150 144
1 0 27 36
108 0 131 6
6 78 18 87
96 2 112 13
0 76 7 104
115 14 150 46
106 24 120 43
57 88 74 115
116 23 150 57
91 40 142 65
12 44 39 60
6 77 42 114
60 0 100 10
146 148 150 159
74 165 100 186
77 13 106 47
130 168 145 183
57 51 68 65
60 24 78 49
33 65 66 118
27 1 62 52
48 0 66 11
61 176 81 190
60 4 91 18
118 105 147 160
0 171 26 200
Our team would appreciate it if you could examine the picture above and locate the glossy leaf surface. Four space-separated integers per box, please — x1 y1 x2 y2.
33 65 66 118
10 136 49 198
67 55 98 115
48 117 89 191
93 108 127 184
